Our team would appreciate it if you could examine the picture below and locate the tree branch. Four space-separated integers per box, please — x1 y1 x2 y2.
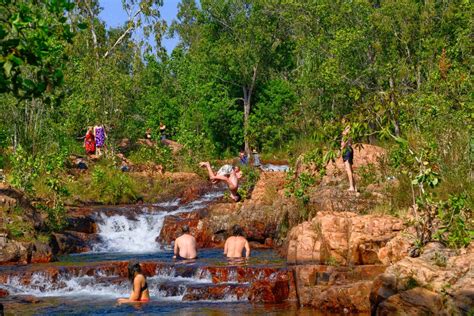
103 9 142 58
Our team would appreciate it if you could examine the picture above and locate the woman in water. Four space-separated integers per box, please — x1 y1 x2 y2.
117 261 150 304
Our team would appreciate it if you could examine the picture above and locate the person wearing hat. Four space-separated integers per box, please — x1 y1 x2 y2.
173 225 197 260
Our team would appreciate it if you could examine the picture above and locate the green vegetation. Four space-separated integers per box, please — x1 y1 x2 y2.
0 0 471 248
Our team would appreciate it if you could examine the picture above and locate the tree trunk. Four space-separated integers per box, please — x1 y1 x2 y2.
243 87 251 155
242 66 258 156
389 76 401 137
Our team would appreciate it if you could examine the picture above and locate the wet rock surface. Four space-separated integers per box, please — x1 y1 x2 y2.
0 260 295 304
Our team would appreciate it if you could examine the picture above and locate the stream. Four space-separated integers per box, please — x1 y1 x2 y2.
0 190 316 315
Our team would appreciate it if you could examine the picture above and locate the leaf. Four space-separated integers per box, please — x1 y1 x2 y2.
3 61 13 77
77 22 88 30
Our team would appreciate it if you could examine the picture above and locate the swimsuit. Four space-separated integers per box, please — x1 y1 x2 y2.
95 126 105 147
342 146 354 165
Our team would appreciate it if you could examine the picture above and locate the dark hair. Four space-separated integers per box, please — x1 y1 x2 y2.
127 261 142 284
182 225 190 233
232 224 244 236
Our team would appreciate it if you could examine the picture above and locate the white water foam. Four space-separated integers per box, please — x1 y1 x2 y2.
92 191 223 253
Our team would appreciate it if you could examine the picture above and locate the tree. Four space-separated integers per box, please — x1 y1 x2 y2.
173 0 294 154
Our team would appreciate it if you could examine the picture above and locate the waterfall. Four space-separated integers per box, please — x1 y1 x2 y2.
92 191 223 253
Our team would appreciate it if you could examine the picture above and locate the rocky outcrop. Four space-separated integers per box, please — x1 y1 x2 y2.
50 231 99 255
293 264 387 313
0 240 30 265
0 240 53 265
199 172 288 245
157 210 219 247
0 183 45 231
370 242 474 315
287 211 408 265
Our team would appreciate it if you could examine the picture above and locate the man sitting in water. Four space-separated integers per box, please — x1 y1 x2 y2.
173 225 197 260
199 161 242 202
224 225 250 258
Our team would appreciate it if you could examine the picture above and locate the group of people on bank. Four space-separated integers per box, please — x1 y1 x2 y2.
117 224 249 304
84 125 107 157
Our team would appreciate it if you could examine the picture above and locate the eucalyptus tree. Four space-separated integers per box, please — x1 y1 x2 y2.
173 0 294 154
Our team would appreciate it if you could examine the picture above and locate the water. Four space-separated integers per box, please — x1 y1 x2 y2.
92 191 223 253
0 191 313 315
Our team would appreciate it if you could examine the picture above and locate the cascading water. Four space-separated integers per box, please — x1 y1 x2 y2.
92 191 223 253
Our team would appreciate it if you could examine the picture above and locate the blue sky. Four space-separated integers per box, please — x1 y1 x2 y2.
98 0 180 53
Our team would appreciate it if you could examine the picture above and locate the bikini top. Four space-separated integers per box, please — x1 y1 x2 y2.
134 274 148 292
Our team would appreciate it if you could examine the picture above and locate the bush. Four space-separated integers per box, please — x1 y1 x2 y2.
90 164 139 204
237 165 260 200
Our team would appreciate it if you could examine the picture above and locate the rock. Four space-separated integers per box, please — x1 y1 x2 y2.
197 172 288 248
157 210 216 247
0 183 45 230
182 284 249 301
50 231 99 255
324 144 387 181
370 243 474 315
248 273 290 303
30 241 54 264
286 211 406 265
376 288 449 315
66 216 97 234
293 264 387 313
0 240 30 265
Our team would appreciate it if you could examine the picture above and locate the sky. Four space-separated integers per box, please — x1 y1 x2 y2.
98 0 180 53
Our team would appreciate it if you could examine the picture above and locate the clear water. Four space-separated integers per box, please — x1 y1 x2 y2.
0 191 313 315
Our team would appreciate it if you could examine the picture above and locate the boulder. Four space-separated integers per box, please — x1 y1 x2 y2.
248 273 290 303
287 211 406 265
370 242 474 315
30 241 54 264
292 264 387 313
0 240 30 265
50 231 99 255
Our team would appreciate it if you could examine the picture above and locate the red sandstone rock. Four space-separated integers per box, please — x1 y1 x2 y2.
30 241 54 264
286 211 406 265
292 264 387 313
249 274 290 303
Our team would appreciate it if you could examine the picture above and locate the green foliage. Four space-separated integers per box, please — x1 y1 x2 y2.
434 194 473 249
90 164 139 204
10 145 41 193
127 145 174 170
285 170 315 206
237 165 260 200
0 0 75 97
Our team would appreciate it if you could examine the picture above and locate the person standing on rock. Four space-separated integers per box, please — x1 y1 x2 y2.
199 161 243 202
173 225 198 260
341 123 356 192
224 225 250 258
117 261 150 303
